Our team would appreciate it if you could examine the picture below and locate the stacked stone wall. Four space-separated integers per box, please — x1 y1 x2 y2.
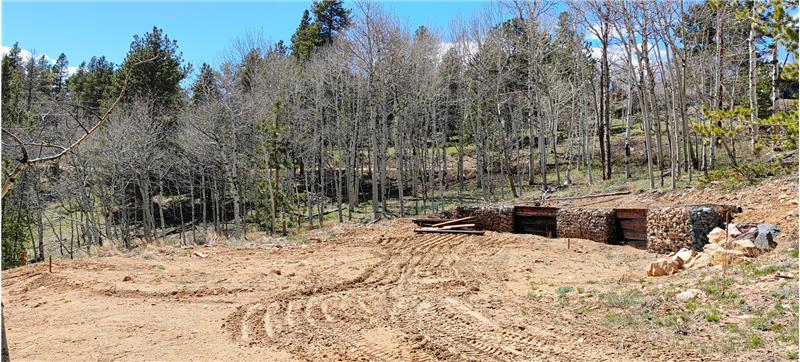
557 208 616 243
453 205 514 232
647 205 723 253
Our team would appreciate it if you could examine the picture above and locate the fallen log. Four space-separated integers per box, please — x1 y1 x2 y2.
414 228 485 235
431 216 477 228
541 190 631 202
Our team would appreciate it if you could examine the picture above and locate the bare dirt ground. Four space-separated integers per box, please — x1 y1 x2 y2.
3 177 798 361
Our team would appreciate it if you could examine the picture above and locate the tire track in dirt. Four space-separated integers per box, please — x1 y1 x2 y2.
224 233 475 359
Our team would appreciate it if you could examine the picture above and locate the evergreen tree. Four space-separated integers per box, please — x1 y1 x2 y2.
290 10 324 60
312 0 351 44
239 50 263 92
67 56 115 111
192 63 219 105
114 26 188 110
1 43 27 126
36 55 53 98
272 40 289 57
51 53 69 98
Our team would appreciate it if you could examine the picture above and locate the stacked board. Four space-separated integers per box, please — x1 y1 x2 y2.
615 208 648 248
513 206 558 237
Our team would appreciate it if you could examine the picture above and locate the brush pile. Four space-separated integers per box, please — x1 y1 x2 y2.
411 216 485 235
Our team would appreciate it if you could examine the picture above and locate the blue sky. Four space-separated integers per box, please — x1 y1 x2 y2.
2 1 493 74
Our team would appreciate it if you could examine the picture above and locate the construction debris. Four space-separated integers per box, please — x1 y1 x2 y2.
414 228 486 235
414 216 485 235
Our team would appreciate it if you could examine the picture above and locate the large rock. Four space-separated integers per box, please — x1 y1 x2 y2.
707 227 727 246
648 258 682 277
685 252 713 269
727 238 762 257
733 223 780 251
675 248 696 265
703 243 750 266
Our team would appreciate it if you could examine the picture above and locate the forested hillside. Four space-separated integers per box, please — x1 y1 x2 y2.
1 0 797 269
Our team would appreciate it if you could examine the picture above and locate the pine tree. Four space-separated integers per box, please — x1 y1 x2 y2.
290 10 323 60
239 50 262 92
67 56 115 111
1 43 26 125
36 55 53 98
51 53 69 98
312 0 351 44
192 63 219 104
114 26 187 110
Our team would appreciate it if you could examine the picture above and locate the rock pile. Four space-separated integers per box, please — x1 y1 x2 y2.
557 208 616 244
646 206 692 253
453 205 514 232
647 223 781 277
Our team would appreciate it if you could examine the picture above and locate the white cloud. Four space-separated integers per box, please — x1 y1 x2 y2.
438 41 478 61
1 45 39 63
2 45 79 76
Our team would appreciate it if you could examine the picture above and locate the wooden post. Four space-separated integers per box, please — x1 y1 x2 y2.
48 255 52 273
567 238 571 250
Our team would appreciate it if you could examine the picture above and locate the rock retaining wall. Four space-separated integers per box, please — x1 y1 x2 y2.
445 203 734 254
647 205 722 253
557 208 616 243
646 207 691 253
452 205 514 232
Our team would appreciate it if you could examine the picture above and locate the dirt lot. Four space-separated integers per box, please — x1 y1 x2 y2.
2 177 798 361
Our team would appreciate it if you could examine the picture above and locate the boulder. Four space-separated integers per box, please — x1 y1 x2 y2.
754 224 780 250
704 243 749 266
648 258 682 277
685 252 713 269
734 223 780 251
726 238 761 257
675 248 696 264
676 289 706 302
727 224 742 238
707 227 727 246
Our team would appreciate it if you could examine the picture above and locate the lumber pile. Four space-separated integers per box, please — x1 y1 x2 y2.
413 216 485 235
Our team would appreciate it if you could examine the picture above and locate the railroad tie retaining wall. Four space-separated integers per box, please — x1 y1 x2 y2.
556 208 616 244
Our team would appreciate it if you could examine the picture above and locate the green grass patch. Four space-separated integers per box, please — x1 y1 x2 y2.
603 312 637 328
746 334 763 349
555 286 574 296
703 307 721 322
599 288 641 309
738 262 783 278
749 316 771 331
